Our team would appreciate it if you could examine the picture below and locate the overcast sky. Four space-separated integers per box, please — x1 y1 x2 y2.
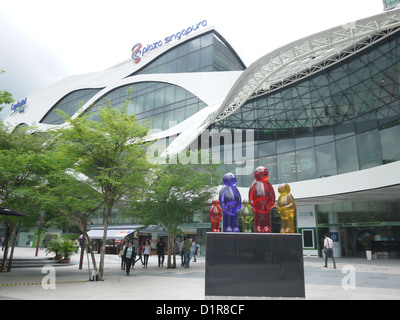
0 0 384 119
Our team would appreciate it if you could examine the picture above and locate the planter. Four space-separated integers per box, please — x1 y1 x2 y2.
54 255 63 261
61 258 70 264
366 250 372 260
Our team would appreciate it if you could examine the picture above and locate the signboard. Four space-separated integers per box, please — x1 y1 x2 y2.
132 20 208 63
10 98 27 115
296 205 316 228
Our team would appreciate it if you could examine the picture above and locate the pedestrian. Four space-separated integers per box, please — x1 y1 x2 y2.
196 242 201 256
123 242 135 275
135 242 144 265
120 241 127 270
156 239 165 267
143 240 151 269
132 238 138 267
323 234 336 269
191 239 197 262
183 236 192 268
179 237 185 267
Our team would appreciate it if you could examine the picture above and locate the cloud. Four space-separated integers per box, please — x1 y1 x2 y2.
0 11 70 100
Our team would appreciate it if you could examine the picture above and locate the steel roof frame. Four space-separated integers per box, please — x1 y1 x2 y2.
214 8 400 122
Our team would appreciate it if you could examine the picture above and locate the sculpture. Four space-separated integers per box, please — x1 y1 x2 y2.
249 166 275 233
219 172 241 232
276 183 296 233
209 199 222 232
240 200 253 233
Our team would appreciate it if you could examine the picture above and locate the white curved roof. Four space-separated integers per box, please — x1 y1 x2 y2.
4 25 242 134
214 8 400 122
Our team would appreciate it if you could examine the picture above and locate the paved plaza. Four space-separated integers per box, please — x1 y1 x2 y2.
0 247 399 300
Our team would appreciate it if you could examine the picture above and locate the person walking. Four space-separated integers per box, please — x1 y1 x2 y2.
135 242 144 265
323 234 336 269
183 237 192 269
120 241 127 270
143 240 151 269
179 237 185 267
191 239 197 262
156 239 165 267
196 242 201 257
123 242 135 275
132 239 138 267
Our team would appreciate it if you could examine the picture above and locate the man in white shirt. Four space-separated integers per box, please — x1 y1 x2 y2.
323 234 336 269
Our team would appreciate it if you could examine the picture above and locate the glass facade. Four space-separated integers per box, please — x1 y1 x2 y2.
133 31 245 75
384 0 400 10
212 30 400 187
41 31 244 129
85 82 207 131
316 199 400 258
40 88 102 125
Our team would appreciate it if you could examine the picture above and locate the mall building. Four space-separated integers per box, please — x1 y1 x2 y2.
5 6 400 258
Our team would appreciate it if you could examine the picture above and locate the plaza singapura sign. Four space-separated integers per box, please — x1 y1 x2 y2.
131 20 208 64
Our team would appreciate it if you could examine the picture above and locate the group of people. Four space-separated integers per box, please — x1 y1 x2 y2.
119 239 166 275
120 239 152 275
120 237 201 274
179 237 200 269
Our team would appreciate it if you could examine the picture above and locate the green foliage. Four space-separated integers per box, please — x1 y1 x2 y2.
0 69 14 108
48 103 153 278
45 238 78 259
45 238 64 257
133 150 219 267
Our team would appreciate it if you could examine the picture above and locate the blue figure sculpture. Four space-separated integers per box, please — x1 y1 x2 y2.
219 172 242 232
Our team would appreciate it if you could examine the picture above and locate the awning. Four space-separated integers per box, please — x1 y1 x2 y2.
0 207 29 217
82 225 142 240
138 225 168 236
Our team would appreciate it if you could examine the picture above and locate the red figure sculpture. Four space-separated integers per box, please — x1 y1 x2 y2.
249 166 276 233
209 199 222 232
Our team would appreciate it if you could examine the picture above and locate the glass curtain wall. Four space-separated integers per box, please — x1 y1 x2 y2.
212 31 400 187
85 82 207 131
40 88 103 125
133 31 245 75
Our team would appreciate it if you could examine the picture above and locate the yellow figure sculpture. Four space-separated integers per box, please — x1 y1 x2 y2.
240 200 254 233
276 183 296 233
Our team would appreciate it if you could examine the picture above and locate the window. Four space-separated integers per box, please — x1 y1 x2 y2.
87 82 207 131
40 88 102 125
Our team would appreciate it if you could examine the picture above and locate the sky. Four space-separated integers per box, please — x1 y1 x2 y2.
0 0 384 119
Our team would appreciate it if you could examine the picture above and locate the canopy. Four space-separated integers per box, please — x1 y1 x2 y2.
138 225 168 236
81 225 168 240
83 225 142 240
0 207 29 217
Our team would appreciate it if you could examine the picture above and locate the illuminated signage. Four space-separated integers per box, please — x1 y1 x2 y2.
10 98 27 115
132 20 208 64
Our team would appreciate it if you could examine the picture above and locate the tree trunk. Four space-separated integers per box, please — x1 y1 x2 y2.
82 229 97 273
98 206 110 280
167 229 176 269
7 221 21 272
1 217 10 272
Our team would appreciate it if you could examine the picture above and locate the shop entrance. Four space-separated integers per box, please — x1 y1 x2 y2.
338 226 400 258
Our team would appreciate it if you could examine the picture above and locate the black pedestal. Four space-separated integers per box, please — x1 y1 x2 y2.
205 232 305 298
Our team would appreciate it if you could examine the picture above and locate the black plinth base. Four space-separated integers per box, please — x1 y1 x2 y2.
205 232 305 298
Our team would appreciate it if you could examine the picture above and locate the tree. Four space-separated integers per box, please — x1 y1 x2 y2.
0 124 52 271
133 150 219 268
51 103 152 280
0 69 14 109
38 162 104 274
